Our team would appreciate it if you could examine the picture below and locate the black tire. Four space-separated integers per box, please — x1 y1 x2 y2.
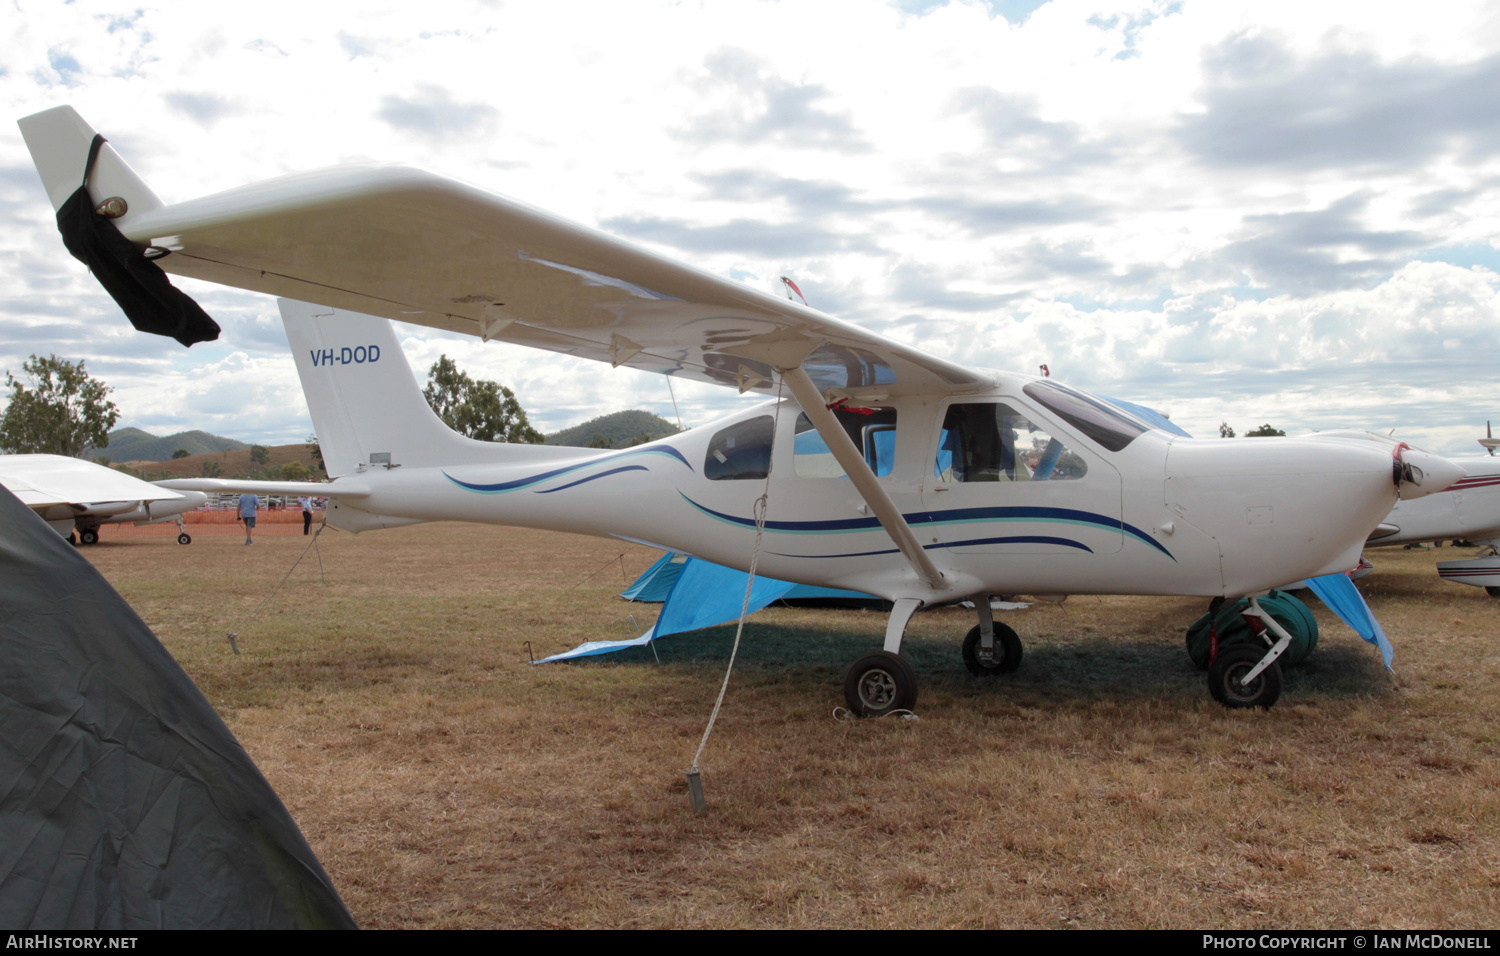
178 533 192 545
843 651 918 717
1207 644 1282 710
68 532 77 546
1487 586 1500 598
79 528 98 546
961 623 1023 676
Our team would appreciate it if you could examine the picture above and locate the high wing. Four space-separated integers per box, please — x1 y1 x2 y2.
19 106 988 399
0 454 184 510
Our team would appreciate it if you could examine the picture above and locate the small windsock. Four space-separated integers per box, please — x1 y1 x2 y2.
1039 364 1050 377
781 276 808 306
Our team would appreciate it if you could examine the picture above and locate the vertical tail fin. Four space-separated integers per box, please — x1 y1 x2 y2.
281 299 568 476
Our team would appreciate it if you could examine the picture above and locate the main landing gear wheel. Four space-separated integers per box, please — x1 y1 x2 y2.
79 528 98 546
843 651 919 717
177 533 192 545
1207 644 1283 710
961 623 1023 675
1487 586 1500 598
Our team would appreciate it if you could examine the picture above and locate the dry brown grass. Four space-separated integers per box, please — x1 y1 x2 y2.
79 526 1500 929
118 441 320 478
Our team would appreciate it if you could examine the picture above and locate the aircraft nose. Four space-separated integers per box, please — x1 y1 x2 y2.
1165 436 1404 592
1396 448 1465 500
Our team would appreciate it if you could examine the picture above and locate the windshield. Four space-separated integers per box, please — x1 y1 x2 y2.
1022 380 1147 452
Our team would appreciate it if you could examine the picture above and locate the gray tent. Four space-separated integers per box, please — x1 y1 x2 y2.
0 485 355 929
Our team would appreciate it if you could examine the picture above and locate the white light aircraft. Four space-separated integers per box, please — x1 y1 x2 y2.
19 105 1467 713
1314 431 1500 597
0 453 206 544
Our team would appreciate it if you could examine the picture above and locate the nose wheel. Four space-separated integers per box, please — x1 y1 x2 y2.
1207 644 1283 709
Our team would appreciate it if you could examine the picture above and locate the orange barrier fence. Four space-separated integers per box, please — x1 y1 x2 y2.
185 508 311 525
103 509 325 539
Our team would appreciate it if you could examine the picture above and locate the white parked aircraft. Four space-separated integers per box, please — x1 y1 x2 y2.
19 105 1466 713
1315 431 1500 597
0 453 207 544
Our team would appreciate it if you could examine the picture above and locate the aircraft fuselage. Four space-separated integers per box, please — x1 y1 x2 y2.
325 380 1406 603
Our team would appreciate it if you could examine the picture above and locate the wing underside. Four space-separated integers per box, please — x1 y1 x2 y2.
122 166 987 397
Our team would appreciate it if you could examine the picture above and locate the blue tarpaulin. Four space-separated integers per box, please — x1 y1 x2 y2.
538 556 875 663
619 551 687 601
1302 572 1395 670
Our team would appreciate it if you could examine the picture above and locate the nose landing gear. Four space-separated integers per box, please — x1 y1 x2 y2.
1206 595 1294 710
1207 643 1283 709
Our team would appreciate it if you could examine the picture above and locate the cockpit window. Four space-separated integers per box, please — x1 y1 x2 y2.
934 403 1087 482
705 415 774 480
1022 380 1146 452
794 407 898 478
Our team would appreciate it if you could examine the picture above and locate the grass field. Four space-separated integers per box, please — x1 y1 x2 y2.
82 521 1500 929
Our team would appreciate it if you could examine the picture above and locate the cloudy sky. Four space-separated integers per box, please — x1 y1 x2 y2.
2 0 1498 455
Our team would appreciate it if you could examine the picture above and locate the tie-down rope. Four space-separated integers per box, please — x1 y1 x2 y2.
685 377 786 794
225 522 328 655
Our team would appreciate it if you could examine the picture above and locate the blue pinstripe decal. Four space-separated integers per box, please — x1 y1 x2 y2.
768 535 1095 559
534 465 649 493
681 494 1173 560
445 446 690 494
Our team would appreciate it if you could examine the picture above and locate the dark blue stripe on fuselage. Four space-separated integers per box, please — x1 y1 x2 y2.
682 495 1172 559
534 465 649 493
446 445 691 493
933 535 1094 553
768 535 1095 560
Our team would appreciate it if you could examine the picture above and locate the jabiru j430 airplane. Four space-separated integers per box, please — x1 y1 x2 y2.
17 105 1466 713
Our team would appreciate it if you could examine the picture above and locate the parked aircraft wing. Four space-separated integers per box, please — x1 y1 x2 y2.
0 454 184 509
19 106 990 399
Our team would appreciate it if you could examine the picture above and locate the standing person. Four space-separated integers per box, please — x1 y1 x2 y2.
299 495 313 535
237 492 259 545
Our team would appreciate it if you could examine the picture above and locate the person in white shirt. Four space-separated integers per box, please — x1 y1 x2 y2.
299 495 313 535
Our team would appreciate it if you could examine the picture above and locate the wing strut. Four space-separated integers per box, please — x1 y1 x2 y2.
780 365 945 593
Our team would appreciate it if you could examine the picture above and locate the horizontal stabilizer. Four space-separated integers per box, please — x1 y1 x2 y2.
156 478 369 498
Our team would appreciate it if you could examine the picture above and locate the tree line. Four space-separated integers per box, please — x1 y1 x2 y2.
1 352 546 465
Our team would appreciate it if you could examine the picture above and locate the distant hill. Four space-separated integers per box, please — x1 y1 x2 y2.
545 410 681 448
84 428 248 463
117 442 321 480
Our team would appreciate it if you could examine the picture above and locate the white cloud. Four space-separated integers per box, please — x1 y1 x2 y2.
1 0 1497 458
